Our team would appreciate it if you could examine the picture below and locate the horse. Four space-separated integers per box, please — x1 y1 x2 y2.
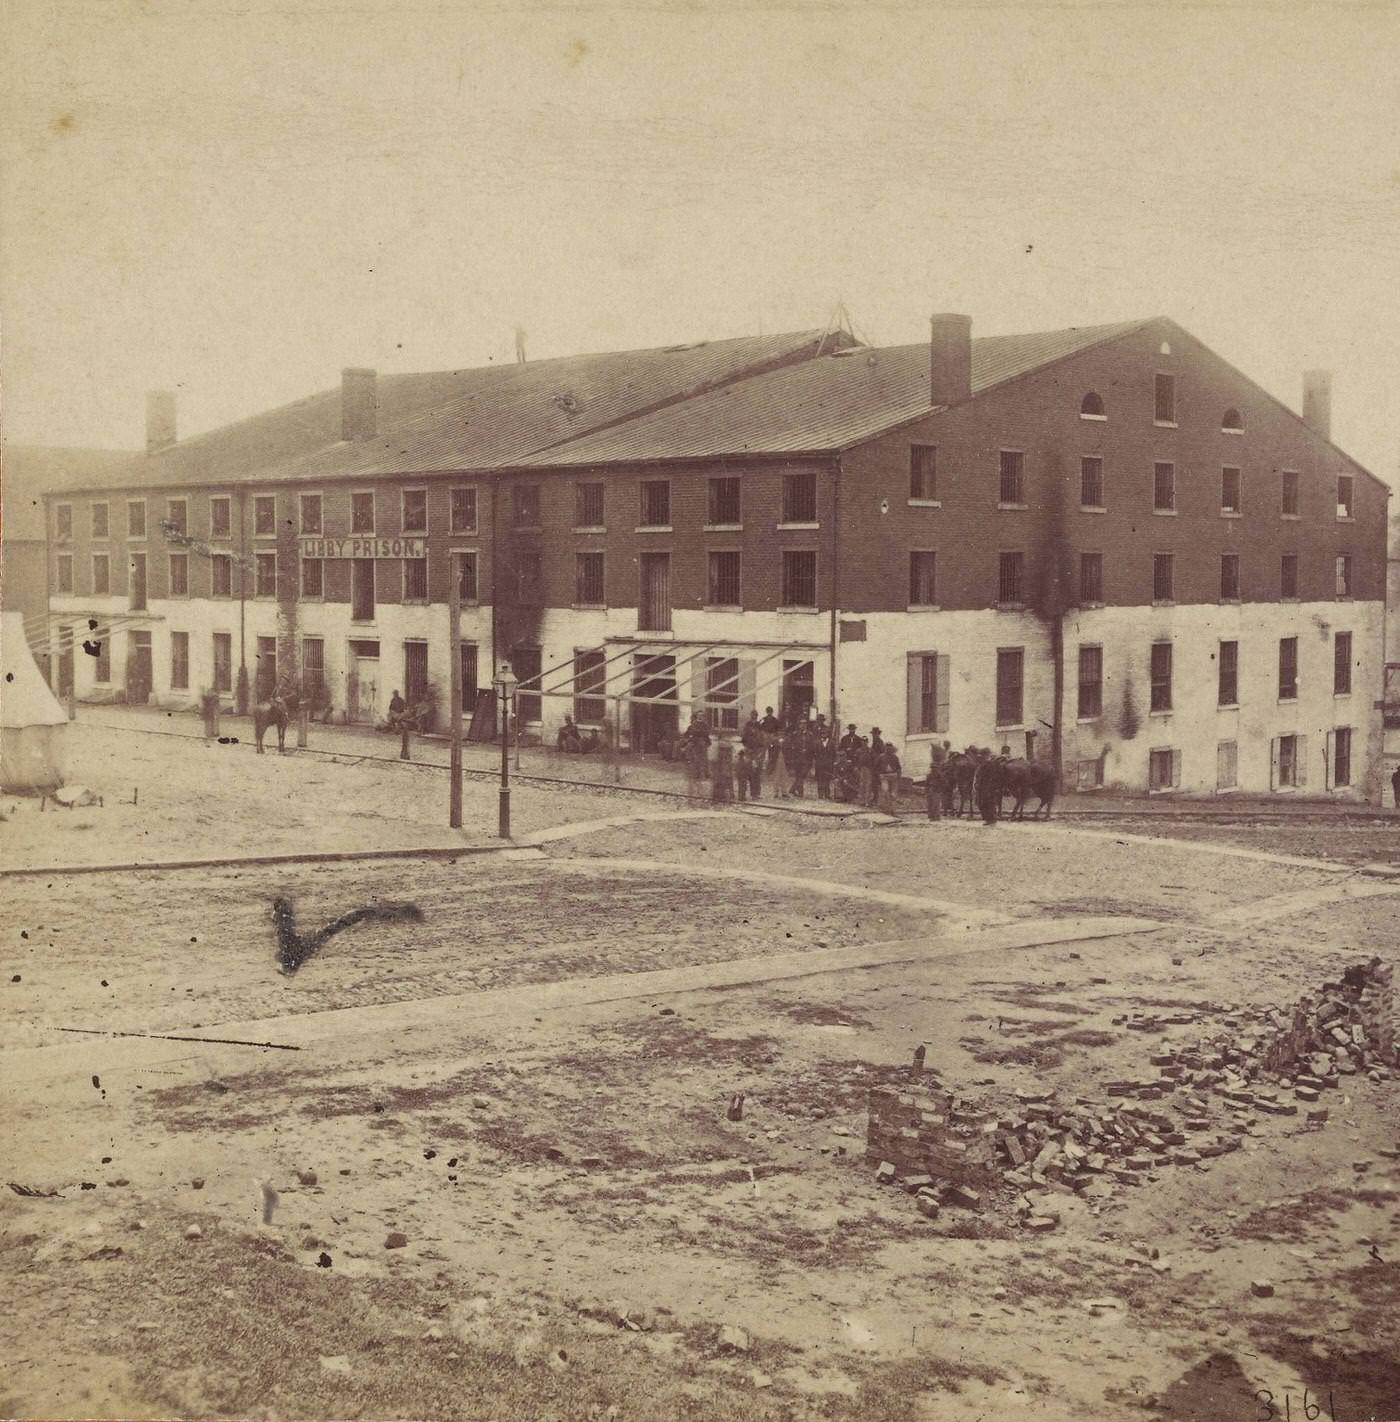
945 752 978 817
253 694 289 755
999 759 1057 820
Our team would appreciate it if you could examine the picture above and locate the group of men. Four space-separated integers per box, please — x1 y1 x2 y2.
672 706 906 810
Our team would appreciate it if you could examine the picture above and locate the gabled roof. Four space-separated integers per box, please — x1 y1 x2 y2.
46 330 849 495
1 444 138 541
512 319 1152 467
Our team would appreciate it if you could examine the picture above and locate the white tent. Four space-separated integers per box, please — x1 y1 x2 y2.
1 610 67 792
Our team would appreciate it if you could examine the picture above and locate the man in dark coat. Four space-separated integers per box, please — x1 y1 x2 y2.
786 727 812 798
839 723 861 753
924 753 945 820
813 732 835 799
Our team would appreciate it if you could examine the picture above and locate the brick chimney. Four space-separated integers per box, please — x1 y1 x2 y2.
342 367 377 442
146 390 177 453
930 314 972 406
1302 370 1332 442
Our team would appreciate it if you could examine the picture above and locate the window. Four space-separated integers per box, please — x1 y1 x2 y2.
451 486 478 534
211 496 231 539
55 503 72 540
212 633 232 693
351 492 375 534
998 551 1024 605
909 446 938 501
1221 467 1241 513
302 637 325 701
1281 552 1299 599
402 489 427 533
456 550 478 603
254 495 276 536
1336 475 1353 520
170 631 189 690
169 553 188 597
995 648 1024 727
351 558 375 621
781 550 817 608
1079 552 1103 605
1274 733 1302 788
1279 636 1298 700
459 642 478 705
1217 740 1238 790
301 555 323 599
639 480 670 528
1154 373 1175 424
708 476 741 525
1220 553 1240 601
1218 640 1239 706
1080 456 1104 508
1335 554 1353 598
1150 641 1173 712
403 641 429 704
908 550 937 606
1222 407 1243 433
56 554 73 594
129 553 147 611
906 652 949 734
300 493 323 534
256 635 277 698
255 552 277 598
1332 727 1352 788
1334 631 1352 694
128 500 146 538
782 471 817 524
999 450 1024 505
707 550 741 607
166 498 188 535
403 557 428 602
1078 757 1105 790
1153 462 1175 512
1281 470 1299 516
576 551 606 606
573 649 607 723
1077 644 1103 719
1153 552 1174 603
1150 748 1181 790
705 657 741 730
91 502 109 538
639 552 671 631
1080 391 1105 419
512 646 542 723
94 632 111 683
574 482 604 529
92 553 110 595
212 554 233 598
515 551 542 604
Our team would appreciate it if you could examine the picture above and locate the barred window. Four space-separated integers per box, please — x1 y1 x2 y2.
574 482 604 529
351 492 375 533
1079 552 1103 604
169 553 188 596
300 493 323 534
1153 462 1175 512
451 486 478 534
166 498 188 534
708 477 741 525
255 551 277 598
1077 644 1103 719
1334 631 1352 694
1281 553 1298 598
1150 641 1173 712
1153 552 1174 602
1220 553 1240 600
909 446 937 501
639 480 669 527
782 471 817 523
998 551 1024 604
1218 640 1238 706
1279 637 1299 700
402 489 428 533
1080 456 1104 508
707 550 741 607
212 555 233 598
301 556 324 599
576 551 605 605
781 550 816 607
403 557 428 602
995 648 1024 727
908 550 937 606
999 451 1024 504
254 495 276 536
211 497 231 538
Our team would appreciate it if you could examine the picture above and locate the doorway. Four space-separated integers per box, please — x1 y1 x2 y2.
127 630 153 704
631 653 678 752
348 639 380 723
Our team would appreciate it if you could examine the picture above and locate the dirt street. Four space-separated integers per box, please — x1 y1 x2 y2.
2 723 1398 1422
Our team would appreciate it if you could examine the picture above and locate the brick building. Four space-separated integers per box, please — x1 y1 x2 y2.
39 314 1389 798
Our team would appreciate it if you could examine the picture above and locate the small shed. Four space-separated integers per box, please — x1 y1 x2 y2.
1 611 67 793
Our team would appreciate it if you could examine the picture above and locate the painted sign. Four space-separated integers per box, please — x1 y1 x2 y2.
298 537 427 560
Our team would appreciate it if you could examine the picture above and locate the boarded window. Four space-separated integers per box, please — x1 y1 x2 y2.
1334 631 1352 694
169 553 188 596
1220 553 1240 600
909 446 937 501
1080 456 1104 507
781 550 817 607
906 652 950 734
782 471 817 523
999 450 1024 504
574 648 607 723
995 647 1024 727
707 550 741 607
1279 637 1299 700
1149 747 1180 790
1218 640 1239 706
574 482 604 529
1332 727 1352 787
908 551 937 606
576 551 606 605
1079 551 1103 604
1150 641 1173 712
1216 740 1238 790
170 631 189 690
998 551 1024 604
1077 644 1103 719
451 486 478 533
708 477 741 524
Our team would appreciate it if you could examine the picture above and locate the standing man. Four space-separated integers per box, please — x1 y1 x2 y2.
876 742 902 812
839 722 861 754
685 734 709 799
924 753 944 821
976 748 1002 825
712 740 736 804
813 730 835 800
735 745 753 802
786 725 812 798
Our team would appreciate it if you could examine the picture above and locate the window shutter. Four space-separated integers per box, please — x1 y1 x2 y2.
1324 731 1335 790
936 654 952 733
906 655 922 735
1269 738 1280 790
1295 734 1308 786
1171 749 1182 788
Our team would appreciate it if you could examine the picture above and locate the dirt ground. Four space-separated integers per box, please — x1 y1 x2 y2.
2 722 1399 1422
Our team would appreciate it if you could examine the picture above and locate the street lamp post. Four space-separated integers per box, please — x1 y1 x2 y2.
493 662 517 840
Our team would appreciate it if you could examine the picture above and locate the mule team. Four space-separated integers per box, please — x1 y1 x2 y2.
673 706 1056 822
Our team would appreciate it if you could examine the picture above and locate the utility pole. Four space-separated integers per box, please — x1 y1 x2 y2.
448 552 463 829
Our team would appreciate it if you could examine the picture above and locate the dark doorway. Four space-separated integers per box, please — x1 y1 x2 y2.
631 653 678 752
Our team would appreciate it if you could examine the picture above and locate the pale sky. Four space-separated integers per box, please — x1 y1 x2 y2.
3 0 1398 485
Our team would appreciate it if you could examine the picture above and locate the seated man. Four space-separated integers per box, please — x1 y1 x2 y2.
557 715 583 752
383 690 408 731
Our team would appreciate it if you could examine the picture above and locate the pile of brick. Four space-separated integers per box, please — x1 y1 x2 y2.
866 959 1395 1225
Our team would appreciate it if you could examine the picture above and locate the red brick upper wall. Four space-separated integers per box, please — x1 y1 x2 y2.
837 319 1387 614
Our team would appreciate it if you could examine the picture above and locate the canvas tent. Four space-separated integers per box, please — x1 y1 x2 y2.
1 611 67 792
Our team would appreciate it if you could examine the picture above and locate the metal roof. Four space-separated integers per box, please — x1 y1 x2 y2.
512 320 1154 467
54 330 848 495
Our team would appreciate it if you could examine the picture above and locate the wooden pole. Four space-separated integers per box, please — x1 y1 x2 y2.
448 552 463 829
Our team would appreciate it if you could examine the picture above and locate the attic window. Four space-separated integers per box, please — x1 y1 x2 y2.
1080 392 1106 420
1222 407 1244 433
